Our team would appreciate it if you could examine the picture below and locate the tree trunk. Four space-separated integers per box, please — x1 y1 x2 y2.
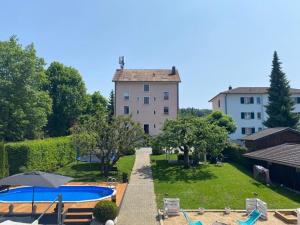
183 146 190 168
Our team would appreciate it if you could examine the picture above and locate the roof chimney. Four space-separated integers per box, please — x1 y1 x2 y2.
171 66 176 75
119 56 125 70
229 85 232 90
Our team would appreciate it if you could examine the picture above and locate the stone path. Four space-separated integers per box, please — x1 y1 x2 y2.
117 148 159 225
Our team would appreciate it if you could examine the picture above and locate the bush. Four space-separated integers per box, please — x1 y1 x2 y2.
120 147 135 156
5 136 76 175
0 142 9 178
93 201 118 223
223 142 251 168
150 136 164 155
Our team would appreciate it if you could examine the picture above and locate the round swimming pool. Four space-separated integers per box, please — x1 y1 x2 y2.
0 186 115 203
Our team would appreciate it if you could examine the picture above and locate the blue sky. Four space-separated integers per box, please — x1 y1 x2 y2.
1 0 300 108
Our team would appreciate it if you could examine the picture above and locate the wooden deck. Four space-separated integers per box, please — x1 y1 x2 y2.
0 182 127 215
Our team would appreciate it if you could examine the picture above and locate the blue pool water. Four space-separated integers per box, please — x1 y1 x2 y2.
0 186 115 203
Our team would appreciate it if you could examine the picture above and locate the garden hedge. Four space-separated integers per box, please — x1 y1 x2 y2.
223 142 252 168
0 142 9 178
5 136 76 175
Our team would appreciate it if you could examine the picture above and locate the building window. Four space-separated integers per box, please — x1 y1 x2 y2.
258 127 263 132
137 110 139 114
241 112 255 120
144 84 150 92
293 97 300 104
144 96 150 104
137 97 139 101
124 106 129 115
218 99 221 108
164 92 169 100
256 97 261 104
154 97 156 101
164 107 169 115
123 92 129 101
154 110 156 115
241 97 254 104
257 112 262 120
154 124 156 128
242 127 255 135
144 124 149 134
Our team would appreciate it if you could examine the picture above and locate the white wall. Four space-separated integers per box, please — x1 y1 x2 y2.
211 93 300 139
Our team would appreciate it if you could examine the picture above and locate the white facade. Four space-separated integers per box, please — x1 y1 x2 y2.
210 88 300 139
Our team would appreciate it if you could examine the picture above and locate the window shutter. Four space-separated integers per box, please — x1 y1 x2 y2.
242 128 246 134
240 97 244 104
251 112 255 119
252 128 255 133
241 112 245 119
250 97 254 104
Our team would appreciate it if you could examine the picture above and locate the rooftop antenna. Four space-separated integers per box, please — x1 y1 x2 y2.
119 56 125 69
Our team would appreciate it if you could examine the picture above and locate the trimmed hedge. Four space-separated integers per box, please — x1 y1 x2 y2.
0 142 9 178
5 136 76 175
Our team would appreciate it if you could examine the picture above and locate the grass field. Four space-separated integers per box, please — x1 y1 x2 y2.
151 154 300 209
56 155 135 182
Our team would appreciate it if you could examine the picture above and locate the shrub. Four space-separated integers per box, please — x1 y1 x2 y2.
93 201 118 223
223 142 251 168
150 136 164 155
120 147 135 156
0 142 9 178
5 136 76 175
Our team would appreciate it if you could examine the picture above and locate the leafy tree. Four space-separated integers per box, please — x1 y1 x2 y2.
85 91 107 116
0 37 52 141
162 118 197 168
264 51 299 128
179 108 211 118
107 90 115 122
206 111 236 134
45 62 87 136
71 113 144 176
161 117 228 168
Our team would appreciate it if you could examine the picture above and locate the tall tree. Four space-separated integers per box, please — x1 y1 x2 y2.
107 90 115 122
264 51 299 128
45 62 87 136
85 91 107 116
0 37 52 141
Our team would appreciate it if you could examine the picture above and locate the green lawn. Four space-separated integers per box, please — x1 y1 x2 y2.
56 155 135 182
151 154 300 209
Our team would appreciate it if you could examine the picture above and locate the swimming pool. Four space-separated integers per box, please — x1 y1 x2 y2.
0 186 116 203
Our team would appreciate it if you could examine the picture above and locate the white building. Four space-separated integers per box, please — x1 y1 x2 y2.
113 66 181 135
209 87 300 140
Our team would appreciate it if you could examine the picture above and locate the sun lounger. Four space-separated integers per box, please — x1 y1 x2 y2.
163 198 180 216
182 211 203 225
237 209 261 225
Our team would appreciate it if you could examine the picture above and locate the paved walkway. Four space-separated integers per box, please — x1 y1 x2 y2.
117 148 159 225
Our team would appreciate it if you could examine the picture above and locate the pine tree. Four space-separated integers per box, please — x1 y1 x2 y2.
107 90 115 122
264 51 299 128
